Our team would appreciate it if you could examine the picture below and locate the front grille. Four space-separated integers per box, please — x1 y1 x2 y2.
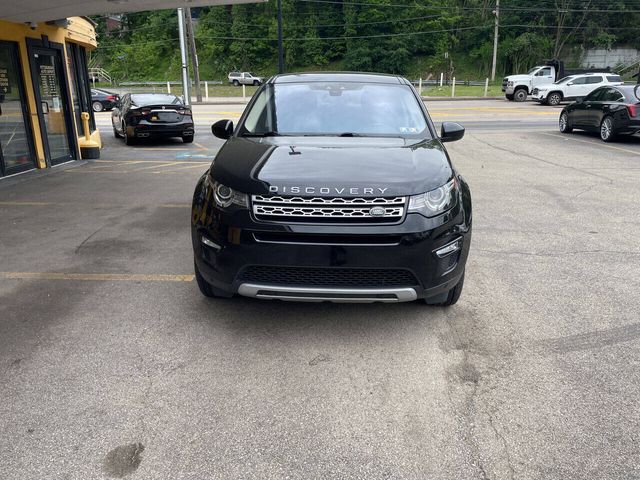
252 195 406 223
532 88 539 95
238 266 419 287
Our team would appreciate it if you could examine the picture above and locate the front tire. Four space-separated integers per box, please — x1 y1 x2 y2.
600 116 616 142
92 101 104 112
513 88 528 102
547 92 562 106
253 80 260 86
505 94 514 101
232 79 240 86
559 112 573 133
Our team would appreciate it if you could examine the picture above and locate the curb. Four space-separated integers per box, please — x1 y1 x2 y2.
192 96 506 106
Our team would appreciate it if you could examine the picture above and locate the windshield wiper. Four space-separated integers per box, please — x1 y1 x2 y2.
242 131 281 137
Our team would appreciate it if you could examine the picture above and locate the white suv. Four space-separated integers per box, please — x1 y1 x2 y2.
532 73 623 106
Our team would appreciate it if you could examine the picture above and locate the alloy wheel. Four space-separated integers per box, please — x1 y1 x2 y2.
600 117 613 141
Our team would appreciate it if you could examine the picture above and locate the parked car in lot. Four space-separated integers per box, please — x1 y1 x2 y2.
192 72 471 306
559 85 640 142
502 59 611 102
533 73 623 105
91 88 120 112
111 93 194 145
228 71 264 86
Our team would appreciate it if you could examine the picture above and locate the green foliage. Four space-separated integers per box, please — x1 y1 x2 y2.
91 1 640 82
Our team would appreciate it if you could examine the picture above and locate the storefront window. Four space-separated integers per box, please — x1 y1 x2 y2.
66 44 83 136
0 41 34 176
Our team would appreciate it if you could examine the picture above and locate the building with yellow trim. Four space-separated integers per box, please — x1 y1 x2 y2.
0 16 100 177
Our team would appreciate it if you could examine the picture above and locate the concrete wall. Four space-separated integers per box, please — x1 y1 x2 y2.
581 48 639 68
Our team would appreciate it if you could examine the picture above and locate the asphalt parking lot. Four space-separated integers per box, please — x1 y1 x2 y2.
1 99 639 479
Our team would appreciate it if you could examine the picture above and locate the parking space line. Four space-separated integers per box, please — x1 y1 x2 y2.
0 272 194 282
131 161 183 172
94 159 210 164
540 132 640 156
154 164 209 173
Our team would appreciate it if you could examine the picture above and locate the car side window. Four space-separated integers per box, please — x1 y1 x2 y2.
587 76 603 84
537 68 552 77
601 89 624 102
584 88 604 102
572 77 588 85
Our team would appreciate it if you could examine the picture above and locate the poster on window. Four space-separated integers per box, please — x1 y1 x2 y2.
0 68 10 95
39 64 58 98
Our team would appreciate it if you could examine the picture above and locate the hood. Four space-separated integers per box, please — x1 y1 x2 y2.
505 74 533 82
210 136 453 197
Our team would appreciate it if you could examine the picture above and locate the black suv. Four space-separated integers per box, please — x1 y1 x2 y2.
192 73 472 305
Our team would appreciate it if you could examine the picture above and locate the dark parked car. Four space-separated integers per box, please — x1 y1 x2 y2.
559 85 640 142
111 93 194 145
191 72 471 306
91 89 119 112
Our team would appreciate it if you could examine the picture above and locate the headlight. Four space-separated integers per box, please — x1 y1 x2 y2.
408 178 457 218
211 179 248 208
507 81 514 87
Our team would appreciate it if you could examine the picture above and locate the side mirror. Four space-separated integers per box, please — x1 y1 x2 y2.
440 122 465 143
212 119 234 139
567 82 573 86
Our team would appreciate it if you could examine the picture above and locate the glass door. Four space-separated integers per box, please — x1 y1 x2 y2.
30 46 75 165
0 41 35 176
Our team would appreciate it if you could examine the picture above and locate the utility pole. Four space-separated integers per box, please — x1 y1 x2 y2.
490 0 499 82
177 8 191 105
185 7 202 103
277 0 284 74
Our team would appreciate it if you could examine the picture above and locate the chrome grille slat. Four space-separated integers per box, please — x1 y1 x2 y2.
252 195 406 222
253 195 405 205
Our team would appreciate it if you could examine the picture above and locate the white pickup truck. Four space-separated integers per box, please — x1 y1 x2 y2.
228 72 264 86
502 60 612 102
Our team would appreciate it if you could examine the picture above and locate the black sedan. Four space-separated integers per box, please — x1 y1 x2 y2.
91 89 120 112
559 85 640 142
111 93 195 145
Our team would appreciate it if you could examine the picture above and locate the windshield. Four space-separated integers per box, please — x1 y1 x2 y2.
240 82 429 137
527 68 540 75
131 94 182 106
554 76 573 85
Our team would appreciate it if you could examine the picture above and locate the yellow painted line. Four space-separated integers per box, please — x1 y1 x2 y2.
194 142 207 150
0 272 194 282
430 111 557 117
65 170 133 174
0 200 189 208
132 161 183 172
540 132 640 156
94 159 210 164
0 201 50 206
154 164 208 173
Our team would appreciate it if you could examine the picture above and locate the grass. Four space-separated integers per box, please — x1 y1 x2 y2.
419 84 504 97
95 81 504 99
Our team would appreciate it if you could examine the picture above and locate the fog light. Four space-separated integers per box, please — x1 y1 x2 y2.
201 236 221 251
435 238 462 257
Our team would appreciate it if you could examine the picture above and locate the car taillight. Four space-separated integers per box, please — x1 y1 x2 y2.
177 109 191 116
626 104 638 117
130 108 151 117
106 95 116 101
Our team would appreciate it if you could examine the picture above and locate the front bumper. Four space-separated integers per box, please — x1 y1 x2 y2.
192 197 472 303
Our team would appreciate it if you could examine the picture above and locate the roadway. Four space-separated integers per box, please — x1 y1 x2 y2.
1 99 639 479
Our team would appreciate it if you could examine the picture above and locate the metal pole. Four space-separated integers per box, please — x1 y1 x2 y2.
185 7 202 103
177 8 191 105
491 0 499 82
277 0 284 74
